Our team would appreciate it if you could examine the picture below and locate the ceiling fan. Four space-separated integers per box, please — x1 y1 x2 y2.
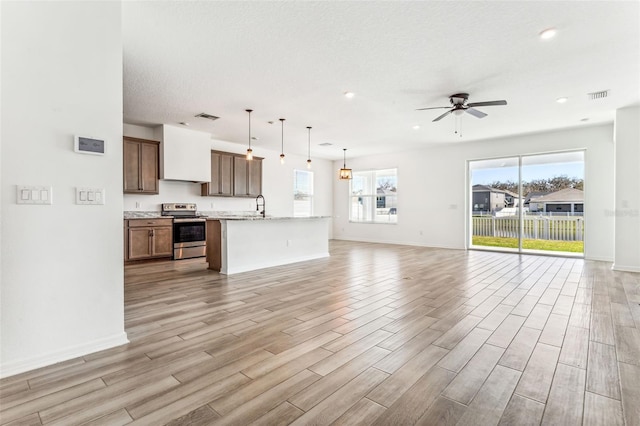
417 93 507 122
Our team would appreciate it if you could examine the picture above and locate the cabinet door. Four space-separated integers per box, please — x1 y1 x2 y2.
152 226 173 257
234 156 248 196
220 154 234 196
248 158 262 197
140 142 159 194
123 139 141 192
128 227 152 259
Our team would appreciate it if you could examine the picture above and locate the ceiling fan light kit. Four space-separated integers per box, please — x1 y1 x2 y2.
416 93 508 127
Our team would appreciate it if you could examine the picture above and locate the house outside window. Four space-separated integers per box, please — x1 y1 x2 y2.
350 168 397 223
293 169 313 217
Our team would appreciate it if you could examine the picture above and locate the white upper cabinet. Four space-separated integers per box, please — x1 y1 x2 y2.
158 124 211 182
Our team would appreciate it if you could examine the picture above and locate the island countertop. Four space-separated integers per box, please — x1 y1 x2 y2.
206 216 330 274
204 215 330 221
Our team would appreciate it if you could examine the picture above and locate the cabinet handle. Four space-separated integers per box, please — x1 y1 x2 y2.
149 229 154 237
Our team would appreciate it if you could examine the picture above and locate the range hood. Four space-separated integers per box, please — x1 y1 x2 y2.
156 124 211 183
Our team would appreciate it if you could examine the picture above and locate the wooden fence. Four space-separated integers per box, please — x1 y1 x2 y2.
472 216 584 241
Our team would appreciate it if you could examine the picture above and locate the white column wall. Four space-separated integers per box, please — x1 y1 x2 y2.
333 124 615 262
613 106 640 272
1 2 127 377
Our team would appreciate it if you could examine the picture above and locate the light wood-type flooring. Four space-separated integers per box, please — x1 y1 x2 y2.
1 240 639 425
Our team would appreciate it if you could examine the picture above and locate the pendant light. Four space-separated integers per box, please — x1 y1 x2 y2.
279 118 286 164
306 126 312 169
339 148 352 180
245 109 253 160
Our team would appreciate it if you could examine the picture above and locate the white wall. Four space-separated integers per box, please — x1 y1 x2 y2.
0 2 127 377
123 124 334 221
613 106 640 272
333 124 615 262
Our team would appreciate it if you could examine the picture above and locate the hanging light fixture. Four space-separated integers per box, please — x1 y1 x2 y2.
306 126 312 169
245 109 253 160
339 148 352 180
279 118 286 164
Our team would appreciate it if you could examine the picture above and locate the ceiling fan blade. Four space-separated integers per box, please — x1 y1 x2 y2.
467 100 507 107
433 110 453 122
465 107 487 118
416 106 450 111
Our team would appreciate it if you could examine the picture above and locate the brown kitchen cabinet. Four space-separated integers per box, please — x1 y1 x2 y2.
125 219 173 261
201 150 262 197
201 151 234 196
234 155 262 197
123 137 160 194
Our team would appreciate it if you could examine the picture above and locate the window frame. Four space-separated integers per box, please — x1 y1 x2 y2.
293 169 314 217
349 168 398 224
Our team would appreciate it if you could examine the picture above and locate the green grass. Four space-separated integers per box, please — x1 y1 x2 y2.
472 236 584 253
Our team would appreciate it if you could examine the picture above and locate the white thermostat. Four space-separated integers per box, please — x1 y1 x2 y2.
74 135 106 155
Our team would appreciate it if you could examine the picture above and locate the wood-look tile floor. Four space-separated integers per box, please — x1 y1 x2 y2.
2 240 639 426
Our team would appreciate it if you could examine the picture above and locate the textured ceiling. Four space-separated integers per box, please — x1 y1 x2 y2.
123 1 640 160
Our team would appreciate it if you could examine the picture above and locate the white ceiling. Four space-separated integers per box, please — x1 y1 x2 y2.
123 1 640 160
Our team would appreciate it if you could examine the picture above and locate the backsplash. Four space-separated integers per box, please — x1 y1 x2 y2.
123 180 259 212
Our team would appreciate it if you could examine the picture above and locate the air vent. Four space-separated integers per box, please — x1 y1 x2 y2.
587 90 609 100
318 142 333 147
194 113 220 121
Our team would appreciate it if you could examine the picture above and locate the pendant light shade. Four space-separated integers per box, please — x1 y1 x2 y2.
306 126 312 169
245 109 253 161
279 118 285 164
339 148 352 180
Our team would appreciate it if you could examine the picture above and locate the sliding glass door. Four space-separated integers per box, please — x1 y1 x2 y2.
470 157 521 252
469 151 584 256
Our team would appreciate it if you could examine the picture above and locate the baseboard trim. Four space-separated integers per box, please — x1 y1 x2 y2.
223 253 330 275
332 236 463 251
0 332 129 379
584 256 614 262
611 264 640 273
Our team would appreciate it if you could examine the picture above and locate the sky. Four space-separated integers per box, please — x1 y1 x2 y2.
472 162 584 185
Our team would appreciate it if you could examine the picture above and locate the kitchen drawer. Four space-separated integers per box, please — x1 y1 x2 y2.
127 218 173 227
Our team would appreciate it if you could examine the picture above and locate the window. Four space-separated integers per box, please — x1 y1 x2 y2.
293 170 313 217
350 168 397 223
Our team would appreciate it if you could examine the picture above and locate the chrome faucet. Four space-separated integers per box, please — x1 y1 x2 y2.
256 194 265 218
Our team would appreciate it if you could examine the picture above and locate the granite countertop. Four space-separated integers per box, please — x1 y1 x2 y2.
204 215 331 221
124 211 167 219
124 210 330 220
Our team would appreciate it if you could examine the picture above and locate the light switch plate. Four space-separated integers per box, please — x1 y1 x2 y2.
76 187 105 205
17 185 53 205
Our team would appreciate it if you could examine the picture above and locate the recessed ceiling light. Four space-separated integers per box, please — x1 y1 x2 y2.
556 97 568 104
344 91 355 99
539 27 557 40
251 136 259 141
179 122 189 126
412 125 420 130
580 118 590 122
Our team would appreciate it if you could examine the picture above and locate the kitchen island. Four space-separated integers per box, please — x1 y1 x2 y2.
205 216 330 274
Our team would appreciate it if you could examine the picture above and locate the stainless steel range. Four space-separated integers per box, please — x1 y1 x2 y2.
161 203 206 260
